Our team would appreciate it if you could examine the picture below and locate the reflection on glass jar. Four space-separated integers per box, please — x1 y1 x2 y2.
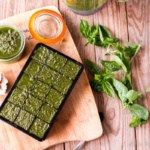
64 0 107 15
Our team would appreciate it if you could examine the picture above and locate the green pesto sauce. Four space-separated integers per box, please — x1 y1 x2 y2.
0 27 22 59
46 88 64 108
31 81 49 100
33 46 50 64
37 104 56 123
25 60 42 77
23 95 42 115
15 110 34 130
17 73 34 90
47 53 67 71
62 60 81 79
54 76 72 94
29 118 49 138
0 102 20 122
8 88 27 106
64 0 107 11
37 66 59 85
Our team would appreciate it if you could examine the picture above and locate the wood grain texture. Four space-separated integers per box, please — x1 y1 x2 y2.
93 1 136 150
126 0 150 150
59 0 135 150
0 0 150 150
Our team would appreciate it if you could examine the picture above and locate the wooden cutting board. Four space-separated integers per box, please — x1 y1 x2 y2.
0 6 102 150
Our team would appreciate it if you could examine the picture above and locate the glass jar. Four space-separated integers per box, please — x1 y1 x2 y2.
29 9 67 44
0 23 25 63
64 0 107 15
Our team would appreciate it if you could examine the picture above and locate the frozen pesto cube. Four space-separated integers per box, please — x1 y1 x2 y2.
17 73 34 91
15 110 34 130
31 81 49 100
37 66 59 85
46 88 64 108
47 53 67 71
0 102 20 122
53 75 72 94
33 46 52 64
37 103 56 123
8 88 28 106
29 118 49 138
23 95 42 115
25 60 42 77
62 60 81 79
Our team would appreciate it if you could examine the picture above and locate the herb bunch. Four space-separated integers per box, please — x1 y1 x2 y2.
80 20 149 127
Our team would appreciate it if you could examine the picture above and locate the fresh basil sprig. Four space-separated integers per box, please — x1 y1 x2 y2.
81 20 149 127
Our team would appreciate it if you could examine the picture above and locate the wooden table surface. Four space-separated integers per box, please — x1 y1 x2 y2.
0 0 150 150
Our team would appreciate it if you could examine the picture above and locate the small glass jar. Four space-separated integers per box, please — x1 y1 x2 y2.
64 0 107 15
0 23 25 63
29 9 67 44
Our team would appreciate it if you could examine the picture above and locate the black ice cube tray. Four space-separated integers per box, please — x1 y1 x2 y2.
0 43 84 141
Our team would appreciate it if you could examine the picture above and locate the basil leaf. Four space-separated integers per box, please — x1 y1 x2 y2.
90 80 102 92
126 90 142 104
86 60 101 75
112 44 125 54
87 25 102 46
122 73 133 90
80 20 91 38
91 76 102 92
113 53 131 73
128 104 149 121
113 79 128 102
124 44 141 58
91 74 116 97
129 116 146 128
102 37 119 47
98 25 112 42
80 20 119 48
101 81 116 97
101 60 121 72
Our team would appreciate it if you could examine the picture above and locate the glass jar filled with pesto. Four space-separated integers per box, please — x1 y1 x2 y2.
64 0 107 15
0 23 25 63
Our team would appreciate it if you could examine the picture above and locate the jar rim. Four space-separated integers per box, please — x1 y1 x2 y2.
28 9 67 44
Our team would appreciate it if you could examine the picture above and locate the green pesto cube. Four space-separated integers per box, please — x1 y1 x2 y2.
0 102 20 122
29 118 49 138
36 66 59 85
0 26 22 59
15 110 34 130
8 88 28 106
0 44 83 141
17 73 34 91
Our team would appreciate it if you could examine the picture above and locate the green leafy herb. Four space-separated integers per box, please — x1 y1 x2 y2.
102 81 116 97
122 73 133 90
123 44 141 59
126 90 142 104
101 60 121 72
112 53 131 73
81 20 149 128
80 20 91 38
86 60 101 75
86 59 149 127
113 79 128 102
129 116 146 128
129 104 149 122
80 20 119 47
